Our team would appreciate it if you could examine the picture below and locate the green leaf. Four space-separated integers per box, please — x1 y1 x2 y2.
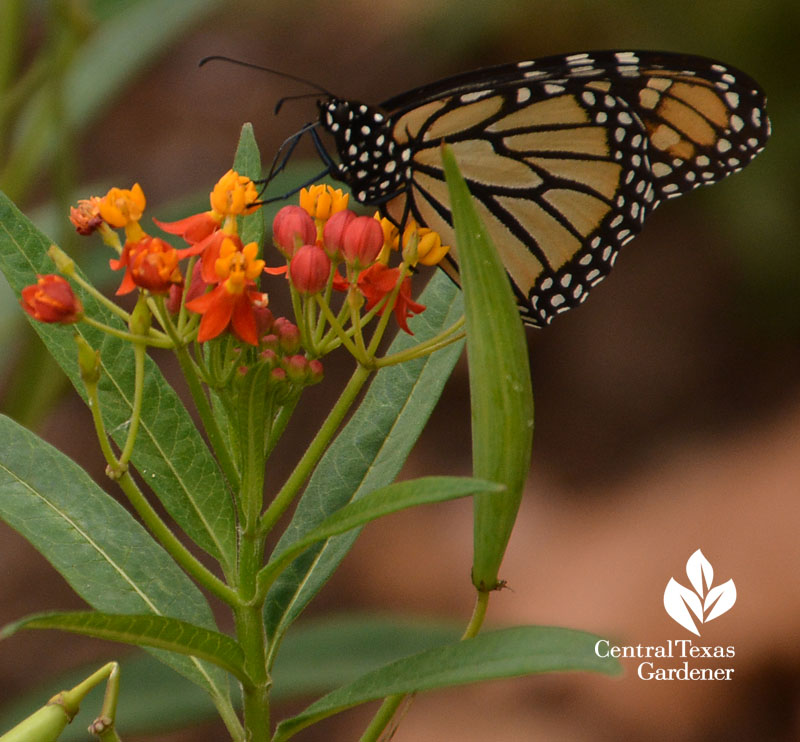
233 123 266 247
441 146 534 591
273 626 621 741
1 612 248 684
264 272 464 644
258 477 502 593
0 615 460 738
0 414 229 702
0 191 237 572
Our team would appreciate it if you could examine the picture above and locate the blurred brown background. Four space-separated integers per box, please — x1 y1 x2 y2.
1 0 798 740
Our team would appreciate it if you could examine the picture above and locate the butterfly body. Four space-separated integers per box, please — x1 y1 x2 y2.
308 50 770 325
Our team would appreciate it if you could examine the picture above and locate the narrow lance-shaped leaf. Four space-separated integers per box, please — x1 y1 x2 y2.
234 123 266 247
441 145 534 591
272 626 621 742
257 477 503 593
0 414 230 703
1 612 248 684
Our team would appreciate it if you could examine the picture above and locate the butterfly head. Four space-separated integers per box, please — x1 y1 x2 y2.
317 98 409 205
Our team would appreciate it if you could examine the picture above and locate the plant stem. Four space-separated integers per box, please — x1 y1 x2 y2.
173 340 241 491
462 589 490 639
116 340 145 468
115 471 240 606
358 693 412 742
362 589 492 740
235 529 271 741
258 363 372 537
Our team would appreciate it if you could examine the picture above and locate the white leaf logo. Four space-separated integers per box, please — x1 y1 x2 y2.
663 550 736 635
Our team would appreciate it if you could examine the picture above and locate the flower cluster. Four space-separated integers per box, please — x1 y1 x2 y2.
273 184 450 335
23 173 450 376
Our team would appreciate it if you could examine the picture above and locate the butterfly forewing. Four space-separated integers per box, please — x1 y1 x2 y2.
317 50 770 326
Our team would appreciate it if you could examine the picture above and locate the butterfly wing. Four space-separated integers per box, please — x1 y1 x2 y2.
377 51 769 325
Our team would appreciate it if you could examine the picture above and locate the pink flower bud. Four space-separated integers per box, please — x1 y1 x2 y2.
285 354 309 383
308 359 324 384
272 205 316 257
289 244 331 295
341 216 384 268
321 209 357 258
273 316 301 354
260 348 278 367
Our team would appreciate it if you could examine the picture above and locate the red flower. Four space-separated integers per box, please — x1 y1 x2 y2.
184 238 266 345
289 244 331 295
272 205 317 257
154 212 221 244
357 264 425 334
185 283 267 345
109 236 184 295
321 208 356 258
340 215 384 268
21 275 83 324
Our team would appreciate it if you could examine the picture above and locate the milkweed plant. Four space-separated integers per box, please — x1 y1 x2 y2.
0 126 619 741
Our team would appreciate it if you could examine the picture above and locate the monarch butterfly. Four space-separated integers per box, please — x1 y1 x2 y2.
263 50 771 326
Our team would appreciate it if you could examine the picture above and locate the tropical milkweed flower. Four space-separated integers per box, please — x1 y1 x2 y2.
402 222 450 266
99 184 147 243
185 238 267 345
289 244 331 295
272 205 316 257
69 197 104 235
299 184 349 223
209 169 260 217
110 236 184 295
340 215 384 269
357 263 425 334
20 275 83 324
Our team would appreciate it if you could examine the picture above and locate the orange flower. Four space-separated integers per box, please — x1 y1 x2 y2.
69 197 103 235
299 184 349 222
209 169 260 217
357 264 425 334
20 275 83 324
109 236 184 295
154 212 221 244
185 238 267 345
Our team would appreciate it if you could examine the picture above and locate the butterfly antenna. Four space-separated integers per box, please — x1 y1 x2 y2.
274 91 325 115
198 55 332 96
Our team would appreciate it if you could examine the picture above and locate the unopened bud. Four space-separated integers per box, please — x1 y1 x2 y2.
75 335 101 386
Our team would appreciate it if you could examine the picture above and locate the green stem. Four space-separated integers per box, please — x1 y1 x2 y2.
173 338 241 491
358 694 407 742
81 316 174 348
116 340 146 468
85 379 237 604
314 293 363 361
114 471 239 606
257 363 372 537
361 586 491 740
376 319 465 367
235 530 271 741
462 590 490 640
